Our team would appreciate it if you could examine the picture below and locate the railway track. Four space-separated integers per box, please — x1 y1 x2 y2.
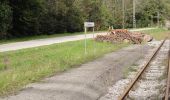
118 39 170 100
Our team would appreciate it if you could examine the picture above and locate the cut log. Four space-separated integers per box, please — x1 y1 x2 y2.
95 29 152 44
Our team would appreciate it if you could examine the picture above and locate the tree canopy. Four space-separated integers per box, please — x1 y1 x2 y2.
0 0 169 39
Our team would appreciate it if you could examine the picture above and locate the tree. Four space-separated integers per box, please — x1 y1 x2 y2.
39 0 67 34
65 0 84 32
9 0 44 37
89 1 111 30
136 0 165 27
81 0 111 30
162 0 170 19
0 0 169 39
0 0 12 38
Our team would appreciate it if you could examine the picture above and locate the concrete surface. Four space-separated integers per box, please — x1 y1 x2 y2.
0 28 155 52
0 44 150 100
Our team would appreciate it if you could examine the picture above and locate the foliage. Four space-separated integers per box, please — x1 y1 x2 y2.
39 0 67 34
9 0 44 37
162 0 170 19
0 0 170 39
0 0 12 38
65 0 84 32
136 0 165 27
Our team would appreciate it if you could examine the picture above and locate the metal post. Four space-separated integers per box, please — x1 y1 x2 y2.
84 22 95 55
93 27 95 54
133 0 136 28
85 27 87 54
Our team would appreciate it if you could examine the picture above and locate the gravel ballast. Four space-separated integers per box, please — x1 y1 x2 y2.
99 40 170 100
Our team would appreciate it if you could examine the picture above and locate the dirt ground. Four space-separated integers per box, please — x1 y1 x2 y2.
0 44 151 100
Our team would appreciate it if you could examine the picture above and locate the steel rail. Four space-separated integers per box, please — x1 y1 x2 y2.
165 50 170 100
119 39 166 100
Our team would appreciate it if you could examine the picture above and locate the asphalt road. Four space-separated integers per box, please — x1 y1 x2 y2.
0 28 155 52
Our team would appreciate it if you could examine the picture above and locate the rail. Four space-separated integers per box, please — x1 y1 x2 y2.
119 39 166 100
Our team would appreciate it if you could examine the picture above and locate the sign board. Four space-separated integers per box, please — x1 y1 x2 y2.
84 22 95 27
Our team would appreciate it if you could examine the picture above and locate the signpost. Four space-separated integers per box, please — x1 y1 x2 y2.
84 22 95 27
84 22 95 54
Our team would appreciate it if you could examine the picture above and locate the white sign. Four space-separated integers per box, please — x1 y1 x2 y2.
84 22 95 27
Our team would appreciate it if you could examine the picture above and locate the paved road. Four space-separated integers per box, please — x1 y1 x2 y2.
0 45 150 100
0 28 155 52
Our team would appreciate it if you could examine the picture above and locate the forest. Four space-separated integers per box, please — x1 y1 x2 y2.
0 0 170 39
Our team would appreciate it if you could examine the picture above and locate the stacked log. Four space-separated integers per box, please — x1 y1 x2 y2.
95 29 153 44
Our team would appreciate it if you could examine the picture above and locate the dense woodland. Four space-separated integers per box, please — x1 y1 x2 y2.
0 0 170 39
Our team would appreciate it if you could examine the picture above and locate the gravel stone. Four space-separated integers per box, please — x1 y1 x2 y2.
99 40 170 100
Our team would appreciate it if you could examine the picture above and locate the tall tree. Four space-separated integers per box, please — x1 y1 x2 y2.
9 0 44 37
0 0 169 39
0 0 12 38
39 0 67 34
136 0 165 27
65 0 84 32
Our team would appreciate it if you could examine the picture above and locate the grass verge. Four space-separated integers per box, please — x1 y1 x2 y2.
0 39 129 96
141 28 170 40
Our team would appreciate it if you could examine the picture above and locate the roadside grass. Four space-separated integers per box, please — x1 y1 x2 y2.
0 31 104 45
141 28 170 40
0 39 129 96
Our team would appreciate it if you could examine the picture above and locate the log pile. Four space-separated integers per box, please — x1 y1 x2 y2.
95 29 153 44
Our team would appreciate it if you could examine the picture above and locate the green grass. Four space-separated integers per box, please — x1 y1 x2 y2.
0 31 104 44
141 28 170 40
0 39 129 96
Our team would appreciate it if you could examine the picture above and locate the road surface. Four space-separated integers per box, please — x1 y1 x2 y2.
0 28 155 52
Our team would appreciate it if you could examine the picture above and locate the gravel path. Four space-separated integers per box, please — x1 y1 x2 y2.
0 28 155 52
0 44 150 100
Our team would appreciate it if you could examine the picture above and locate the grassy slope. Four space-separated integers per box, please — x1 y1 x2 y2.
0 39 129 96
